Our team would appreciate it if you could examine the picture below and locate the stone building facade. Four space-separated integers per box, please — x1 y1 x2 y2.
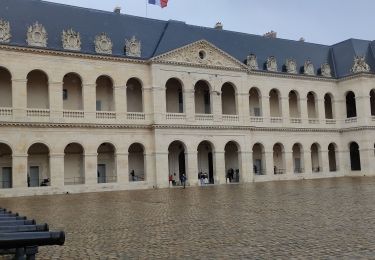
0 0 374 197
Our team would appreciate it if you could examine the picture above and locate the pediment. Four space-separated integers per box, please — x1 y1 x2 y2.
151 40 247 70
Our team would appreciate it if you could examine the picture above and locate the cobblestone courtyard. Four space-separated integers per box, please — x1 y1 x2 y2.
1 177 375 259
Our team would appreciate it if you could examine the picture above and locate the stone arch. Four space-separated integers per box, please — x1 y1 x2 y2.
27 69 49 109
197 140 215 184
63 72 83 110
224 141 240 183
252 143 265 175
0 143 12 188
0 66 12 108
166 78 184 113
221 82 237 115
128 143 145 182
292 143 304 173
27 143 50 187
126 77 143 112
168 140 187 185
97 142 117 183
249 87 262 117
194 80 211 114
349 142 361 171
96 75 114 111
311 143 321 172
346 91 357 118
370 89 375 116
289 90 301 118
269 89 281 117
64 143 84 185
324 93 335 119
328 143 338 172
273 143 285 174
307 91 318 119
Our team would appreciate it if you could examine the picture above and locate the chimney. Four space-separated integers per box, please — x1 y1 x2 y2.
114 6 121 14
263 30 277 38
214 22 223 30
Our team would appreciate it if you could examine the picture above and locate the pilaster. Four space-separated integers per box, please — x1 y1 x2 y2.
84 153 97 185
49 153 64 188
12 154 28 188
186 150 198 185
214 151 225 184
83 83 96 121
49 81 63 120
115 153 129 185
12 79 27 120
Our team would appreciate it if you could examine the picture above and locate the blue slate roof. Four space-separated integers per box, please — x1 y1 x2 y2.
0 0 374 78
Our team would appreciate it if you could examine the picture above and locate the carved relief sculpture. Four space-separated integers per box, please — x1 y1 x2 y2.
351 56 370 73
62 28 81 51
125 36 141 57
26 22 47 47
286 58 297 74
304 60 315 75
95 33 113 54
321 63 332 77
0 19 11 43
246 54 259 70
266 56 278 72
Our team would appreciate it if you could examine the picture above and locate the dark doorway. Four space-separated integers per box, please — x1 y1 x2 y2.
178 151 186 176
208 152 214 184
346 91 357 118
349 142 361 171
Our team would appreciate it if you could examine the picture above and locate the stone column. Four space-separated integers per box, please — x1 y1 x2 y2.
214 151 225 184
338 149 350 175
49 81 63 120
185 89 195 122
186 150 198 186
145 153 155 186
151 85 166 123
303 150 312 174
154 151 169 188
299 97 308 124
261 95 270 120
239 151 252 182
237 92 247 124
320 149 329 173
284 150 294 175
212 91 222 122
49 153 64 188
12 154 28 188
357 94 371 125
83 83 96 121
116 153 128 185
360 146 374 176
12 79 27 120
114 85 126 122
281 96 289 122
264 150 274 175
84 153 97 185
317 98 325 124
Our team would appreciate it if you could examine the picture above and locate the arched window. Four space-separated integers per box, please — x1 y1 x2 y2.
63 73 83 110
269 89 281 117
307 92 318 119
324 93 334 119
349 142 361 171
370 89 375 116
64 143 84 185
197 141 215 184
168 141 186 185
0 67 12 108
28 143 50 187
221 83 237 115
311 143 321 172
27 70 49 109
249 87 262 117
346 91 357 118
128 143 145 182
292 143 304 173
224 141 240 183
166 78 183 113
96 76 114 111
126 78 143 112
328 143 338 172
252 143 265 175
0 143 12 188
273 143 285 174
97 143 116 183
194 81 211 114
289 90 300 118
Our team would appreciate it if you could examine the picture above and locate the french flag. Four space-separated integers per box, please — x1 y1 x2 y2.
148 0 168 8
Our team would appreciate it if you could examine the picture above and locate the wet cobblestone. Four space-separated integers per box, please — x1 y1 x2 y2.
1 177 375 259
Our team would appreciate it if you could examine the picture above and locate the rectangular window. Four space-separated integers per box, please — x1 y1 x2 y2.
96 101 102 111
63 89 68 100
254 107 261 117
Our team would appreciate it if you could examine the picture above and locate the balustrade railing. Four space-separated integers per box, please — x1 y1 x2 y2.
26 109 50 117
63 110 84 118
127 112 145 120
325 119 336 124
64 177 84 185
308 118 320 124
166 113 186 120
290 118 302 124
312 167 321 173
371 116 375 122
294 168 304 174
222 114 239 122
195 114 214 121
97 175 117 184
250 116 263 123
0 108 12 117
96 111 116 119
270 117 283 123
274 168 285 175
345 117 357 123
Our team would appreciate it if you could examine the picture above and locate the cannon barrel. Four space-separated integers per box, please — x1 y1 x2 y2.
0 224 49 233
0 220 35 226
0 216 27 221
0 231 65 249
0 213 20 217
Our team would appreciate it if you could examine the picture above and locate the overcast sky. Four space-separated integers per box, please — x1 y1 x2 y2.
45 0 374 45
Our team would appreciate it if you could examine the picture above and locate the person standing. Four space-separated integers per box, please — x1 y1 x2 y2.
181 174 186 189
168 173 173 187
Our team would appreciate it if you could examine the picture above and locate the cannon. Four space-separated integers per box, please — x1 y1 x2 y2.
0 216 27 221
0 231 65 249
0 224 49 233
0 220 36 226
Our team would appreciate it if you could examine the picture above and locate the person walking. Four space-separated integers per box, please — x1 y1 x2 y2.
168 173 173 187
181 174 186 189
